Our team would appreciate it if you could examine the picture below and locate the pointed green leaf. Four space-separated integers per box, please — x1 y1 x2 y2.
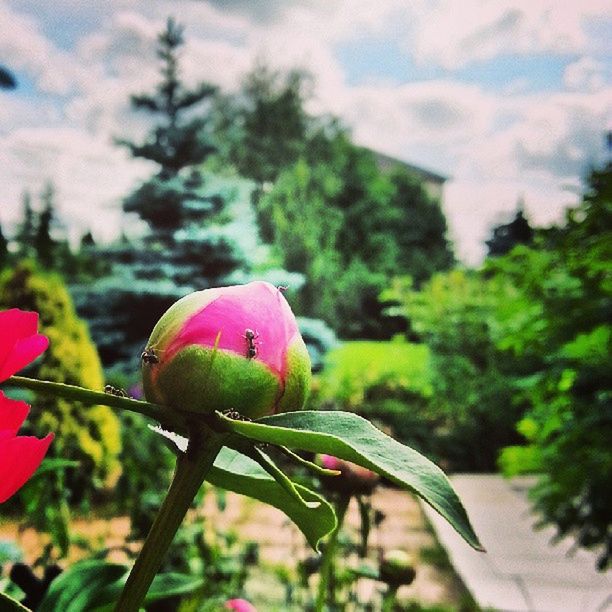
37 560 127 612
207 446 336 551
0 592 31 612
218 411 483 551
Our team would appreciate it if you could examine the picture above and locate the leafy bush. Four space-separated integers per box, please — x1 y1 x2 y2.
494 163 612 568
384 271 528 470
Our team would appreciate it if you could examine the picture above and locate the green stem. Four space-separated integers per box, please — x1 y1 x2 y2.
381 584 399 612
115 426 226 612
6 375 187 433
315 494 351 612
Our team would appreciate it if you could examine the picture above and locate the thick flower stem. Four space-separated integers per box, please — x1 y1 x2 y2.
115 427 226 612
6 375 187 433
315 493 351 612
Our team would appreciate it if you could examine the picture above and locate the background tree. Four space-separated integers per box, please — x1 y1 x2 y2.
118 17 220 232
33 181 58 268
74 17 243 374
486 204 534 257
15 191 36 259
496 162 611 569
0 222 8 269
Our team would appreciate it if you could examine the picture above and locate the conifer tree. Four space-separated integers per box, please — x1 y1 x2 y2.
117 17 220 231
0 223 8 268
16 191 36 258
34 181 57 268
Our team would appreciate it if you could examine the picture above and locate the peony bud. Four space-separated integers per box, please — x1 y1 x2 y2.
142 282 311 419
225 599 257 612
379 549 416 586
316 454 380 494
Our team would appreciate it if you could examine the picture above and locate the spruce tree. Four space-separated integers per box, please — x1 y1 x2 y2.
117 17 220 232
0 223 8 268
73 18 242 373
34 181 57 268
16 191 36 258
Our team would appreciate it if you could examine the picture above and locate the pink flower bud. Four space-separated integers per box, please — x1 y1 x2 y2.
225 599 257 612
316 454 380 494
379 549 416 586
142 282 311 419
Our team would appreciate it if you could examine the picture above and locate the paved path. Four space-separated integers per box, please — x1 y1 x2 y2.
422 474 611 612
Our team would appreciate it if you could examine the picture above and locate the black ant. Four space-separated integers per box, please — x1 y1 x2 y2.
244 329 259 359
104 384 128 397
141 347 160 365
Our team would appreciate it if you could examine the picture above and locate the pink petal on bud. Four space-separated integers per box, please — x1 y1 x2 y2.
166 282 299 380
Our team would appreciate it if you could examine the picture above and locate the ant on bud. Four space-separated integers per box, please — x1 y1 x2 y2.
244 328 259 359
277 285 288 293
141 347 160 365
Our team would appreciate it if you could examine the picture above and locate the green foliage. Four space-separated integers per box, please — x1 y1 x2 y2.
215 63 312 186
219 410 483 551
491 163 612 568
320 340 432 409
215 63 454 338
35 559 203 612
385 271 527 470
0 262 122 507
208 447 337 551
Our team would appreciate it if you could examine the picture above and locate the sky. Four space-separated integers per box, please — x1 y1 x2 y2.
1 0 611 264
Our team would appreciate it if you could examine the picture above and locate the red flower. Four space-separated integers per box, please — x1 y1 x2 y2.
0 308 53 502
0 309 49 382
0 392 54 502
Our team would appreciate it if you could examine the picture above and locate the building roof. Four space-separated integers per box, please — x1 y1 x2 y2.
370 150 449 184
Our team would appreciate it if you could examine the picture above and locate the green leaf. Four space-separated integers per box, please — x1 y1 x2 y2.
218 411 483 551
208 446 337 551
37 559 203 612
93 572 204 612
37 560 126 612
0 591 31 612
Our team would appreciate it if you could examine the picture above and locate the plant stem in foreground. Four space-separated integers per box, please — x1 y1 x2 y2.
114 427 226 612
6 375 187 433
315 494 351 612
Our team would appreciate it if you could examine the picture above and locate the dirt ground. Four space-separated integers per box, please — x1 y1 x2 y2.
0 487 474 610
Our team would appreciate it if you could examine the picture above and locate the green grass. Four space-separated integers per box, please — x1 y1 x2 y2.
319 340 432 408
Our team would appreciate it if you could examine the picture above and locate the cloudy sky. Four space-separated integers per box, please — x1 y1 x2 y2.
1 0 610 263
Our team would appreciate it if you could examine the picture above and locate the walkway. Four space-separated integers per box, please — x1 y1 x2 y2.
422 474 612 612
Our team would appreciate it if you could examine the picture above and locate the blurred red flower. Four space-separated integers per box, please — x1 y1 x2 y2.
0 308 53 503
0 309 49 382
0 392 54 502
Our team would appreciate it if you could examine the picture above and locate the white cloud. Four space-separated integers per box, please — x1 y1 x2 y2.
563 57 607 91
0 0 609 266
0 6 88 94
412 0 610 69
0 127 151 243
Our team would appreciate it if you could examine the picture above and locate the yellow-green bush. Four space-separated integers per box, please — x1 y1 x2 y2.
0 261 121 500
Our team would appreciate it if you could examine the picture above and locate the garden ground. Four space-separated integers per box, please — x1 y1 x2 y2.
0 487 477 611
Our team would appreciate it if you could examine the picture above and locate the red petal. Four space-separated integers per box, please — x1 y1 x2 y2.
0 391 30 435
0 433 53 503
0 334 49 381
